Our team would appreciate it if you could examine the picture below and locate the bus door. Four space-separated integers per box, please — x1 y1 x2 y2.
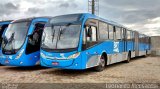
26 22 46 55
132 32 135 53
121 28 128 60
135 32 139 56
82 19 99 68
114 27 124 62
122 28 127 52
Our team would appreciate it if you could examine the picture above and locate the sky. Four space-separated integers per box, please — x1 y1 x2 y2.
0 0 160 36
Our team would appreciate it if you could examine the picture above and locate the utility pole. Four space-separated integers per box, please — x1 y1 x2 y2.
88 0 99 16
92 0 95 15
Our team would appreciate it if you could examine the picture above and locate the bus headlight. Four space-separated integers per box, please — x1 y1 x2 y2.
68 52 80 59
41 52 46 58
15 49 24 59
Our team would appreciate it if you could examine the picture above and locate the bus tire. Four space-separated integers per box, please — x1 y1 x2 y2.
94 55 106 72
125 52 131 63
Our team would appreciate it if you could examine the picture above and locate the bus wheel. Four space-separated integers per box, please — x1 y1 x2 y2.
125 52 131 63
94 55 106 72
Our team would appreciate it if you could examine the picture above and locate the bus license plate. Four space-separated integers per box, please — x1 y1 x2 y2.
52 62 59 66
5 60 9 64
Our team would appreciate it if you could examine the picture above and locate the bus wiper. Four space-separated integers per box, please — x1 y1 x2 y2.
8 32 15 43
51 25 55 42
3 35 8 44
55 26 62 48
59 24 70 40
59 26 63 40
41 32 46 44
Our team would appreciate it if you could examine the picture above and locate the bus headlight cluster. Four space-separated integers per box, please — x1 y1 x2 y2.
68 52 80 59
41 52 46 58
15 49 24 59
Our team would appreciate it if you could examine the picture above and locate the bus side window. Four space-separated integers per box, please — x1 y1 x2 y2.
115 27 122 40
99 21 108 41
109 25 114 40
121 28 125 40
26 22 45 54
127 31 131 40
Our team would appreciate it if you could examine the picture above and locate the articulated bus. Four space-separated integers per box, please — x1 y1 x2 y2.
40 13 151 71
0 17 50 66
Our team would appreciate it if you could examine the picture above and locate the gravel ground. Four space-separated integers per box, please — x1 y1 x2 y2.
0 56 160 83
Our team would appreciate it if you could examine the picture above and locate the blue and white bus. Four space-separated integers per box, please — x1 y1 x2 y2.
0 17 50 66
40 13 151 71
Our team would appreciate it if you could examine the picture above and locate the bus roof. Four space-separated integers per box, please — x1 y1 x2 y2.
12 16 52 23
83 13 150 36
0 20 13 23
48 13 149 36
50 13 130 30
82 13 131 29
0 20 13 25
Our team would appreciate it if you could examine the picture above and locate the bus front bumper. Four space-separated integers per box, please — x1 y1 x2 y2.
0 55 39 67
40 57 84 70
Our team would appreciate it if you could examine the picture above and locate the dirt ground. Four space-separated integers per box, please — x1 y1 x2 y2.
0 56 160 83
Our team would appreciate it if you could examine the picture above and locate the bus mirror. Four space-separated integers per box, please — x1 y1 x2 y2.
87 27 92 37
84 25 87 28
28 24 35 35
27 34 32 37
28 34 35 45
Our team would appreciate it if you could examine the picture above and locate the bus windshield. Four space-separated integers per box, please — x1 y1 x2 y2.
2 22 29 53
41 24 81 51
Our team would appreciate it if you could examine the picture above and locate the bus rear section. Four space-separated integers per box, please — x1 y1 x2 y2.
40 13 150 71
134 32 151 57
0 17 50 66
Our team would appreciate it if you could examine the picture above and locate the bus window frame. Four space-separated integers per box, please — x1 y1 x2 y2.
108 24 114 40
98 21 109 41
115 26 122 41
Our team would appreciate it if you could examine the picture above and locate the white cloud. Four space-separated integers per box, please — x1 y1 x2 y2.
0 0 160 36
